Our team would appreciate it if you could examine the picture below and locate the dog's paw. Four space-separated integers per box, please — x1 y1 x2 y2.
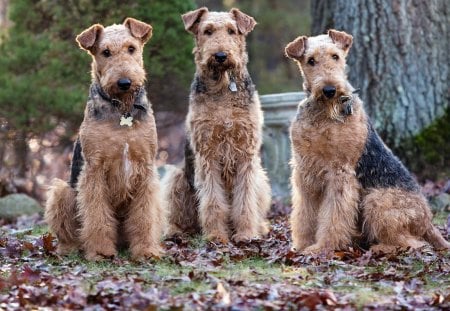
232 232 257 243
84 249 117 261
84 243 117 261
370 244 400 254
258 222 270 236
302 243 328 255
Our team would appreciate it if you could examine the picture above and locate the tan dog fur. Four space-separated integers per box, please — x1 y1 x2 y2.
286 30 450 254
163 8 271 243
45 18 165 260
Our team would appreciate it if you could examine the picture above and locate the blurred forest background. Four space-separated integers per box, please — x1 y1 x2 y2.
0 0 448 203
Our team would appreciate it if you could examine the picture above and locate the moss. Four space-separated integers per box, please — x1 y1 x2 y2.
402 107 450 179
432 211 449 226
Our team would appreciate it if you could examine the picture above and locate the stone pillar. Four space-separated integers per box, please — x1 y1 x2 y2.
260 92 305 202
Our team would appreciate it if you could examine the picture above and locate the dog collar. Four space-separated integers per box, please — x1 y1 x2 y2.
90 84 148 127
339 89 360 116
227 71 237 92
93 84 147 113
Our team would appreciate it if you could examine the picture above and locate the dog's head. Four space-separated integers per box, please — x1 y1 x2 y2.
285 30 353 103
76 18 152 98
182 7 256 77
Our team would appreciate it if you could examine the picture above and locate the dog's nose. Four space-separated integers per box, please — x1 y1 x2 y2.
214 52 227 63
322 85 336 98
117 78 132 91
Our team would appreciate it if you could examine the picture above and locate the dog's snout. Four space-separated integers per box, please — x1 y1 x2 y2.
322 85 336 98
214 52 227 63
117 78 132 91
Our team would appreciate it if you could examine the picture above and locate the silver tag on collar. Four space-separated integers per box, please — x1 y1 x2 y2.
229 81 237 92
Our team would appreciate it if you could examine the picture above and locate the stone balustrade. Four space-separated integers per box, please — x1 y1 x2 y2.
260 92 305 202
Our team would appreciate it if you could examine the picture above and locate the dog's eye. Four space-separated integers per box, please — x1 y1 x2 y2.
228 28 235 35
204 29 213 36
332 54 339 60
307 57 315 66
102 49 111 58
128 46 135 54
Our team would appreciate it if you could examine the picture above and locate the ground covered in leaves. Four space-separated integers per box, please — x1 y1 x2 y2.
1 211 449 310
2 179 450 310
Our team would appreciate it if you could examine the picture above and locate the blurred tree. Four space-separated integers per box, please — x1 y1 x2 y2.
237 0 310 94
0 0 195 183
311 0 449 173
0 0 9 31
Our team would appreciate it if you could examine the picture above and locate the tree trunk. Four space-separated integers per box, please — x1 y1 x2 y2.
13 130 28 179
311 0 449 151
0 0 9 30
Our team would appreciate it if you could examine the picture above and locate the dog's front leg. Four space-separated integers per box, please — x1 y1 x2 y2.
290 167 320 251
231 159 269 242
125 169 164 260
303 166 359 254
77 166 118 261
195 155 230 243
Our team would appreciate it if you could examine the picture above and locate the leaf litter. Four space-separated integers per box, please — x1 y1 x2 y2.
0 201 449 310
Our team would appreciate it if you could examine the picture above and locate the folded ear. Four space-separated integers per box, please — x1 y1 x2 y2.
181 7 208 34
285 36 307 60
230 8 256 35
124 18 153 44
328 29 353 54
76 24 104 52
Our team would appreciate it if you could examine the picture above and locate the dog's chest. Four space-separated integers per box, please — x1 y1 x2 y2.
191 107 257 158
291 111 366 167
80 119 156 190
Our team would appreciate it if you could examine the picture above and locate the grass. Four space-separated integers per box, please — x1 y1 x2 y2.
1 214 449 309
433 211 449 226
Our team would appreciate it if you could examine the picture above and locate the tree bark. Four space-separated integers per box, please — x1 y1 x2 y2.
13 130 28 179
311 0 449 150
0 0 9 30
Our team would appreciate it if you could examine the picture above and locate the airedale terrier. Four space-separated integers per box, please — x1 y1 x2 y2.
45 18 165 260
285 29 450 254
163 7 271 243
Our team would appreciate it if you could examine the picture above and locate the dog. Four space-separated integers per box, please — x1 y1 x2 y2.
45 18 165 260
163 7 271 243
285 29 450 253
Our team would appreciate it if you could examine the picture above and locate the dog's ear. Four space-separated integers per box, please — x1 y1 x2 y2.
285 36 307 60
328 29 353 54
124 18 153 44
182 7 208 34
76 24 104 52
230 8 256 35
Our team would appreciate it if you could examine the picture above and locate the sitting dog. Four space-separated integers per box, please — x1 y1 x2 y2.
163 7 271 243
45 18 165 260
285 29 450 253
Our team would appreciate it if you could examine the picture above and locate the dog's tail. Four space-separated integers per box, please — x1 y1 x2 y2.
44 178 80 254
162 165 201 236
423 225 450 250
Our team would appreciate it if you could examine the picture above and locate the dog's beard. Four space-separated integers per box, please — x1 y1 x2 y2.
103 84 140 99
310 87 353 121
205 57 238 80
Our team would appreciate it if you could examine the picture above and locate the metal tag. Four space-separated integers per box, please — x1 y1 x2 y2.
229 81 237 92
120 115 133 127
344 102 353 115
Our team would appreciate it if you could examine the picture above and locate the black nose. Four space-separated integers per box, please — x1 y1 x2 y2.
214 52 227 63
117 78 131 90
322 85 336 98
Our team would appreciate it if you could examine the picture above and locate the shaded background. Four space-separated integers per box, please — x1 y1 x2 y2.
0 0 448 203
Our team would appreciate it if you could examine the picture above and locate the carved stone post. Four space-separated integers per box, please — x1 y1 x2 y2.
260 92 305 202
